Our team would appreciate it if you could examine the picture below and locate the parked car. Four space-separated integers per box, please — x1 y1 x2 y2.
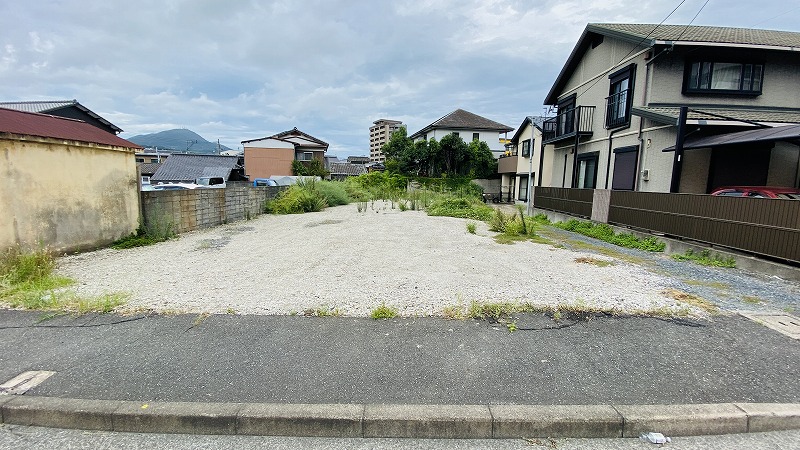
195 176 226 188
710 186 800 199
253 178 278 187
142 183 200 191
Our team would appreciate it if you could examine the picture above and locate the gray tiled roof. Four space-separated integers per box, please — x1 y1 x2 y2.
138 162 162 175
633 106 800 125
0 100 76 113
151 154 239 182
410 109 512 139
329 162 366 176
589 23 800 48
0 99 123 133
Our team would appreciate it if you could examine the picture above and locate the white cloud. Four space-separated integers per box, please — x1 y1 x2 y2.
1 0 797 156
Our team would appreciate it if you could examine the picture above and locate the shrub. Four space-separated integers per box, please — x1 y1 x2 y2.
315 180 351 206
466 222 477 234
555 219 665 252
265 179 328 214
427 197 493 221
371 303 398 319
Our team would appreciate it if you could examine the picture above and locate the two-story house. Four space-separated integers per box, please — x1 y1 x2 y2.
409 109 513 158
541 23 800 194
497 116 548 203
242 127 329 179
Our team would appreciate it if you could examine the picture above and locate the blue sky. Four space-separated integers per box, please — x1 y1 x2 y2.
1 1 798 157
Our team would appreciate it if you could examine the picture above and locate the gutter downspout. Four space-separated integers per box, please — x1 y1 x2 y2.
604 128 621 189
570 108 581 187
670 106 689 193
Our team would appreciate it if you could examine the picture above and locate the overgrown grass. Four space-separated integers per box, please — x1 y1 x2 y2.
0 247 127 313
488 208 552 245
371 303 398 319
426 197 494 221
672 249 736 268
554 219 665 252
466 222 477 234
266 178 329 214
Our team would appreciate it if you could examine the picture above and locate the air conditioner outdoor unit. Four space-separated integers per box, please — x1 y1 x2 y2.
642 169 650 181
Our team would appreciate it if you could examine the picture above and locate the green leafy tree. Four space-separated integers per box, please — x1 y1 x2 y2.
439 133 470 175
292 159 328 177
467 140 498 178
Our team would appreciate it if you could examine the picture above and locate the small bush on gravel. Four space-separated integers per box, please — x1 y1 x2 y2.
371 303 398 319
427 197 493 221
466 222 477 234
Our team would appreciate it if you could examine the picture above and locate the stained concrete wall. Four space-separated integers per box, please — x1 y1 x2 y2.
141 186 284 235
0 136 139 253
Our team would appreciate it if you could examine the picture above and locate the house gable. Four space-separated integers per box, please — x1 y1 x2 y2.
0 100 123 134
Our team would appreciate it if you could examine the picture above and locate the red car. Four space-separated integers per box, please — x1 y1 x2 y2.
710 186 800 199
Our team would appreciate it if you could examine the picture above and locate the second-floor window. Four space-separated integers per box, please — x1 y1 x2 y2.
685 61 763 95
472 132 479 141
606 64 635 129
521 139 531 157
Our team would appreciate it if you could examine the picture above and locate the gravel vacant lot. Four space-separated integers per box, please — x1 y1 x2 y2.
55 202 797 317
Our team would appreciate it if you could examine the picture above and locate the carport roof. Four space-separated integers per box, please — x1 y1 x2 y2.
633 106 800 126
662 124 800 151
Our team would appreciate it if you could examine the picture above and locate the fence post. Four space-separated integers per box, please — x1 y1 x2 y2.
591 189 611 223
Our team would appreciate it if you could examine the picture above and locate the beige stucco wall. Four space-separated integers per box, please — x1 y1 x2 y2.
649 47 800 109
244 147 294 179
1 136 139 253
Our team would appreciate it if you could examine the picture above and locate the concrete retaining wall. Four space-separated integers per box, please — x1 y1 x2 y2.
141 186 283 235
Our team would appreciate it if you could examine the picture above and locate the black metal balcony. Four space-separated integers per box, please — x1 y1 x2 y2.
605 89 631 129
542 106 595 144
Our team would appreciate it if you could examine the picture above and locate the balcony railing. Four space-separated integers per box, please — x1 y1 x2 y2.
542 106 595 144
605 89 631 129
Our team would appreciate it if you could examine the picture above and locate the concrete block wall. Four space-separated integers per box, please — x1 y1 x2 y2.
141 186 283 235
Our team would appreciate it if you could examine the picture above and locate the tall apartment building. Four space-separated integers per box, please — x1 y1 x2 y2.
369 119 404 163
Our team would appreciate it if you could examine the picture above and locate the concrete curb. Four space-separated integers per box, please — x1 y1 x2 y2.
1 396 798 438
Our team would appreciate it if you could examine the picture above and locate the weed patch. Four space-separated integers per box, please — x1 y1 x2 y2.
371 303 398 319
466 222 477 234
303 305 341 317
574 257 614 267
672 249 736 268
554 219 665 252
662 289 719 314
426 197 493 221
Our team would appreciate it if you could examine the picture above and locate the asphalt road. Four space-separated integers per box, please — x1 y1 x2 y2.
2 425 800 450
0 310 797 405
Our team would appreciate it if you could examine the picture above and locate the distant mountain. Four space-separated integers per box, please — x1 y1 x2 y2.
128 129 232 153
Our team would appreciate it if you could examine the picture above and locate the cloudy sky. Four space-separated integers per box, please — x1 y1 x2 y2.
1 1 798 157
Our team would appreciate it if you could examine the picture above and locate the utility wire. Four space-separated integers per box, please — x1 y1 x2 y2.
674 0 711 41
572 0 688 104
748 5 800 28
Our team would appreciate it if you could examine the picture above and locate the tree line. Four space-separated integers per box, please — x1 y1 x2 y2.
381 128 497 178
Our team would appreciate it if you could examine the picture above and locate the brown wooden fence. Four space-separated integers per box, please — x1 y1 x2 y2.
534 187 800 264
532 187 594 219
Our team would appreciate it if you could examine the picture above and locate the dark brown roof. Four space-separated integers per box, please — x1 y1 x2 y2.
0 107 140 149
242 127 328 149
410 109 513 139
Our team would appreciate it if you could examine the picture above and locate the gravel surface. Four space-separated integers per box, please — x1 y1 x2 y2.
54 202 798 317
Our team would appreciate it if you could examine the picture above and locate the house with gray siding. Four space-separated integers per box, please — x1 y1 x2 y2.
541 23 800 194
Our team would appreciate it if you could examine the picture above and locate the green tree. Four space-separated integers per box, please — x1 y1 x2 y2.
439 133 470 175
467 140 498 178
291 159 328 177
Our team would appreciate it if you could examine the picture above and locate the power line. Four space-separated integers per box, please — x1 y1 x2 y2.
675 0 710 41
572 0 689 104
748 5 800 28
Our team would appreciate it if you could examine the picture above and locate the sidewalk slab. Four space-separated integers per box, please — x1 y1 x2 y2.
615 403 748 437
1 396 120 431
363 404 492 438
490 404 623 438
237 403 362 437
736 403 800 433
113 401 240 435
